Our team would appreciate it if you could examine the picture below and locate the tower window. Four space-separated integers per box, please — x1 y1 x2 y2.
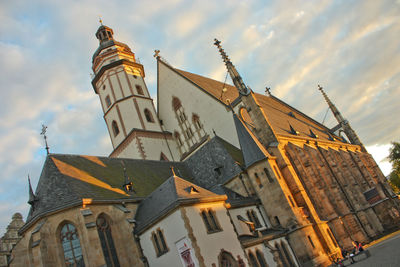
105 95 111 108
144 109 154 123
307 235 316 249
112 120 120 137
136 85 144 95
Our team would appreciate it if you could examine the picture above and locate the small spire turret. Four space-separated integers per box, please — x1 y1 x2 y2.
28 175 38 206
214 39 250 96
318 85 363 148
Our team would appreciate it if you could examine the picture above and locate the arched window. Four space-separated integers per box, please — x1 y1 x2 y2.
174 131 183 146
248 252 258 267
256 250 268 267
96 214 120 267
247 210 262 228
60 223 85 267
112 121 120 137
144 109 154 122
219 251 237 267
192 114 202 130
281 242 295 267
172 97 182 111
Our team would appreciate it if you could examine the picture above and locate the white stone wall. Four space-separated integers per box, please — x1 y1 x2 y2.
184 202 248 266
140 209 199 267
157 62 240 156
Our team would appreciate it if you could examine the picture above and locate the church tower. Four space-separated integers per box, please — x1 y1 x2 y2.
91 24 178 161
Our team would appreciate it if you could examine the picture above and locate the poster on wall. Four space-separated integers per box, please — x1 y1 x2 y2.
176 237 197 267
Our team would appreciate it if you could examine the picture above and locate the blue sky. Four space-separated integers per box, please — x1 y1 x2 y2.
0 0 399 235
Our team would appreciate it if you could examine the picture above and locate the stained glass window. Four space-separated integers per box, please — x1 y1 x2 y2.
60 223 85 267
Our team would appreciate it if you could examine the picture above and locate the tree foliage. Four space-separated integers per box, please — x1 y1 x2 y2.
388 142 400 193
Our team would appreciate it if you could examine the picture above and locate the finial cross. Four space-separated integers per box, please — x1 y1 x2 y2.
265 87 271 95
40 124 50 155
153 49 160 58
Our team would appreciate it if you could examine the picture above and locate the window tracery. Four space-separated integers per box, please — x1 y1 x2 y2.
60 223 85 267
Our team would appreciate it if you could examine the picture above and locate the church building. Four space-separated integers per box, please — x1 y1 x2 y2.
9 24 400 267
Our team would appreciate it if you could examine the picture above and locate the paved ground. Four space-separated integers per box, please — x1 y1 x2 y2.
347 231 400 267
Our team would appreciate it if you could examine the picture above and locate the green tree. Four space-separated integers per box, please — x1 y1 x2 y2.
388 142 400 193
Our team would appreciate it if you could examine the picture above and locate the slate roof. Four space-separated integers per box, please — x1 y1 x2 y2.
184 136 243 189
26 154 191 226
233 114 270 168
134 175 226 234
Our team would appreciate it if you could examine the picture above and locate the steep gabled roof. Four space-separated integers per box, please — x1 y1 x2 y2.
233 114 271 168
134 175 226 234
167 65 347 145
27 154 191 225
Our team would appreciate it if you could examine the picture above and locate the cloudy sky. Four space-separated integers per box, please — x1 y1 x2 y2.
0 0 399 235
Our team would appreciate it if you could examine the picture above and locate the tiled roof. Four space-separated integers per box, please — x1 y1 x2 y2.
253 94 343 143
174 68 239 106
134 175 226 234
27 154 191 224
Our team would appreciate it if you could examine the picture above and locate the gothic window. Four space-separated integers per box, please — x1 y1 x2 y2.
263 168 274 183
60 223 85 267
105 95 111 108
255 173 263 188
144 109 154 123
249 252 259 267
96 215 120 267
135 85 144 95
201 209 222 233
281 242 295 267
151 229 168 257
256 250 267 267
174 131 183 146
112 121 120 137
219 251 237 267
275 244 289 267
288 195 295 207
192 114 202 130
172 96 195 147
246 210 262 228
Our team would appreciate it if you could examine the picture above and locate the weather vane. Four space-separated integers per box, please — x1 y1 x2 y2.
99 16 103 25
40 124 50 155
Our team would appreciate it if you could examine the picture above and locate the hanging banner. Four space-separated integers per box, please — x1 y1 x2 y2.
176 237 197 267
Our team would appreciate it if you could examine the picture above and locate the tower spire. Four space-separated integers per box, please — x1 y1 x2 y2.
214 39 250 96
318 85 363 148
